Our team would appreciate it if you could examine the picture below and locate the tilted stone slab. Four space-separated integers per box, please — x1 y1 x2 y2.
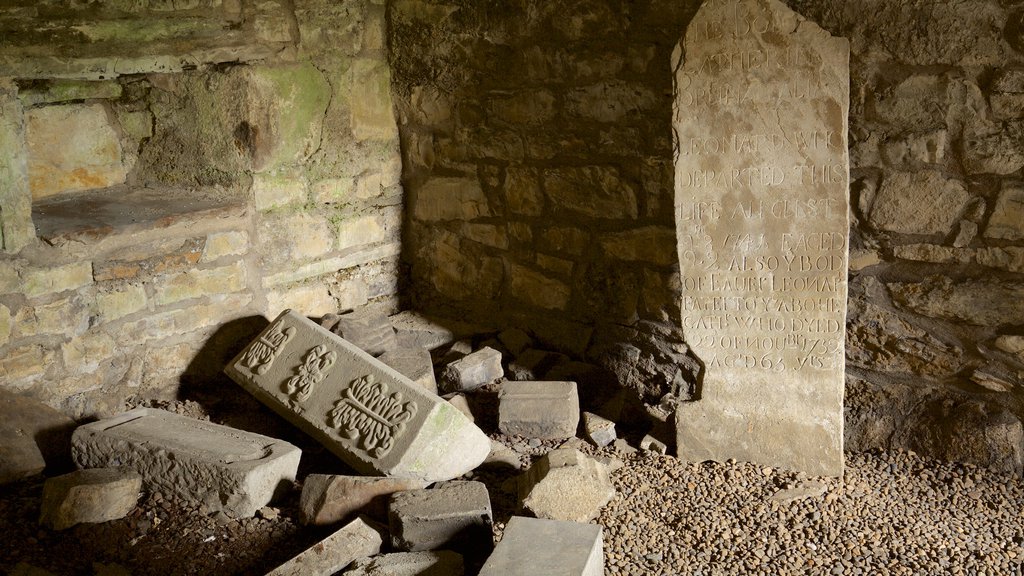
71 408 300 518
378 346 437 394
388 481 493 553
498 381 579 440
267 516 385 576
225 310 490 483
673 0 849 476
345 551 465 576
479 516 603 576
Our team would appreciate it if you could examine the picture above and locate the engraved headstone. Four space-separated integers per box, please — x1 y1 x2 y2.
226 310 491 483
673 0 849 476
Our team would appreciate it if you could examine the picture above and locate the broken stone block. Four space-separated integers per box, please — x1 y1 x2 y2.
582 412 616 448
267 516 385 576
0 389 75 485
225 310 490 483
344 551 465 576
329 308 398 357
498 328 533 356
640 435 668 455
388 481 493 553
498 381 580 440
519 448 615 523
447 394 474 421
300 474 426 526
507 349 563 381
71 408 301 518
39 468 142 530
378 346 437 394
479 516 603 576
440 347 503 393
390 311 475 351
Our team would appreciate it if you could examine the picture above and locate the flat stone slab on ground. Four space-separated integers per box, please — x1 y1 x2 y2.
378 346 437 394
301 474 426 526
479 516 603 576
71 407 300 518
39 468 141 530
267 516 385 576
225 310 490 483
0 389 75 485
344 551 465 576
440 347 503 394
388 481 493 553
519 448 615 523
498 381 579 440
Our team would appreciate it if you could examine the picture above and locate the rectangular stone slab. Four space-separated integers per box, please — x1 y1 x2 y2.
388 481 493 553
673 0 849 476
268 516 384 576
498 381 580 440
478 516 602 576
225 309 490 483
71 408 300 518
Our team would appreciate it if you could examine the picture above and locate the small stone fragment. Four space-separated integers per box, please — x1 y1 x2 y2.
498 328 533 356
378 346 437 394
388 481 493 553
440 347 503 393
499 381 580 440
770 481 828 504
40 468 142 530
257 506 280 521
344 551 465 576
301 474 426 526
639 435 668 455
72 408 300 518
612 438 637 455
267 516 385 576
479 516 603 576
331 308 398 356
582 412 616 448
519 448 615 523
446 394 474 421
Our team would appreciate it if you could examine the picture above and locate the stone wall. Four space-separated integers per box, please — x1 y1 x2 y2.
0 0 404 418
389 0 1024 472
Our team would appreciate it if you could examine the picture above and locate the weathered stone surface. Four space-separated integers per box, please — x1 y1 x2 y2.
770 481 827 504
378 347 437 394
519 448 614 523
412 177 491 221
507 349 564 381
72 408 300 518
479 516 603 576
344 551 464 576
893 243 1024 274
22 262 93 299
0 81 33 253
446 394 474 421
26 103 128 199
389 311 472 351
870 171 970 235
326 308 398 357
640 435 668 455
268 516 385 576
985 186 1024 241
300 474 425 526
543 166 637 219
509 264 571 310
582 412 616 448
388 481 493 552
0 389 75 484
674 0 848 476
963 120 1024 175
440 347 503 394
225 310 491 483
499 381 580 440
888 277 1024 327
600 226 676 266
39 468 142 530
497 328 533 357
994 335 1024 363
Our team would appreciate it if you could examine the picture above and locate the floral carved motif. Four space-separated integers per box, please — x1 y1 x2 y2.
241 319 295 375
328 375 418 458
283 345 337 407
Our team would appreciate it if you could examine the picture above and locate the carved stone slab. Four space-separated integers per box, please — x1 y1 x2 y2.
226 310 491 483
71 408 301 518
673 0 849 476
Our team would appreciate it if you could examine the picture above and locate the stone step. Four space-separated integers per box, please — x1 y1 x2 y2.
479 516 603 576
71 407 301 518
225 309 490 483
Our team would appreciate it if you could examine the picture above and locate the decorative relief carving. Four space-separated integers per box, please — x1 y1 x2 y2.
283 345 337 407
242 319 295 375
328 375 418 459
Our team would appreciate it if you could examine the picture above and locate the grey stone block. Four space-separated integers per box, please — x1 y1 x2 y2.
519 448 615 523
300 474 426 526
225 310 491 483
388 481 493 553
390 311 476 351
344 551 465 576
479 516 603 576
640 434 668 455
582 412 616 448
440 347 503 393
39 468 141 530
268 516 385 576
506 349 564 381
328 308 398 357
378 346 437 394
71 408 300 518
498 328 533 356
498 381 579 440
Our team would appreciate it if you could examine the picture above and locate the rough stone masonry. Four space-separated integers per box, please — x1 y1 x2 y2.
674 0 850 476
